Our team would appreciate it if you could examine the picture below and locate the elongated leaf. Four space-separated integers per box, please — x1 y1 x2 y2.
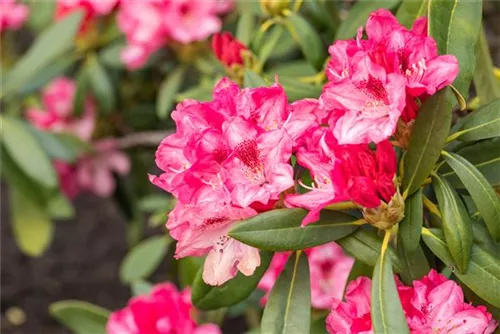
371 250 409 334
474 26 500 105
396 0 427 29
455 98 500 142
285 12 325 71
402 89 452 195
157 67 185 119
347 260 373 283
119 236 170 283
47 193 75 219
19 57 76 96
422 229 500 308
397 243 430 285
335 0 400 40
50 300 109 334
99 43 126 69
179 257 204 288
472 219 500 257
310 316 328 334
229 209 359 251
428 0 482 98
443 152 500 241
236 11 255 46
279 77 322 102
1 115 57 188
23 123 80 163
131 280 153 296
87 56 115 113
254 25 285 65
441 138 500 187
192 251 272 310
244 70 267 88
336 226 406 273
177 85 213 102
3 11 83 96
398 189 423 253
432 174 473 273
11 189 54 257
261 252 311 334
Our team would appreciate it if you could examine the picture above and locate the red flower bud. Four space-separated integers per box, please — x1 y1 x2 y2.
212 32 247 67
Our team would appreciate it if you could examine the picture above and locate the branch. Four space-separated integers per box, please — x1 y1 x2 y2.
117 131 173 149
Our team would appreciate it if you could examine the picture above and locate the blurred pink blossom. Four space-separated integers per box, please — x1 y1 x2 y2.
55 0 118 33
107 282 221 334
326 270 498 334
0 0 28 32
258 242 354 309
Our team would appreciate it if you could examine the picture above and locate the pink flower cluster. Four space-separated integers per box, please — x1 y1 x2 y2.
0 0 28 32
55 0 118 33
27 77 130 199
107 282 221 334
327 270 498 334
322 9 458 145
117 0 231 70
258 242 354 309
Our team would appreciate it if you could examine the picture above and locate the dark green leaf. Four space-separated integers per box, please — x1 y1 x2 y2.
396 0 427 29
279 77 322 102
179 257 204 288
3 11 83 96
119 236 170 283
47 193 75 219
192 251 272 310
428 0 482 98
285 12 325 70
432 174 473 273
371 248 409 334
23 123 80 163
11 189 54 257
177 85 213 101
336 226 407 273
244 70 267 88
236 11 255 46
455 98 500 142
49 300 109 334
402 88 452 196
229 208 360 251
99 43 126 69
261 251 311 334
87 56 115 113
471 219 500 257
19 57 76 96
422 228 500 308
310 316 328 334
335 0 401 40
398 189 423 253
27 1 56 30
254 25 285 64
474 26 500 105
443 152 500 241
346 260 373 283
73 67 89 117
397 243 430 285
157 67 186 119
1 115 57 188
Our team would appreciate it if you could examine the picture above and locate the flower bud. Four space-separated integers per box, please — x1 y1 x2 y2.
362 189 404 230
260 0 290 16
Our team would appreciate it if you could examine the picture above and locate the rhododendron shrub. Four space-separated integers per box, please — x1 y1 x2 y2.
2 1 499 333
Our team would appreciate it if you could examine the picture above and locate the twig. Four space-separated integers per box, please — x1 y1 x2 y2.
117 131 173 149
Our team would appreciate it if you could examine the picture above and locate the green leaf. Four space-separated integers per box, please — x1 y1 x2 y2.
279 77 322 102
371 247 409 334
177 85 213 101
119 236 170 283
47 193 75 219
261 251 311 334
396 0 427 29
1 115 57 188
131 280 153 296
402 88 452 196
474 26 500 106
336 226 407 273
346 260 373 283
3 11 83 96
192 251 272 310
178 256 204 288
244 70 267 88
157 67 186 119
398 189 423 253
236 11 255 46
432 174 473 273
441 138 500 187
455 98 500 142
137 194 173 213
23 123 80 163
87 56 115 113
335 0 401 40
422 229 500 308
310 316 328 334
99 43 126 69
254 25 285 64
471 219 500 257
397 243 430 285
229 208 360 251
19 57 76 96
11 189 54 257
73 67 89 117
285 12 325 71
443 152 500 241
428 0 482 98
50 300 110 334
27 1 56 30
266 60 316 78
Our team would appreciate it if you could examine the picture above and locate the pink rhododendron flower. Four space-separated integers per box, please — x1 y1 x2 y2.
326 270 498 334
212 32 247 67
322 9 458 144
259 242 354 309
107 282 221 334
0 0 28 32
55 0 118 33
26 77 95 142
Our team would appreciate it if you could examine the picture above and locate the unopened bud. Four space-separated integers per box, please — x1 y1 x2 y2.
362 190 405 230
260 0 290 16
